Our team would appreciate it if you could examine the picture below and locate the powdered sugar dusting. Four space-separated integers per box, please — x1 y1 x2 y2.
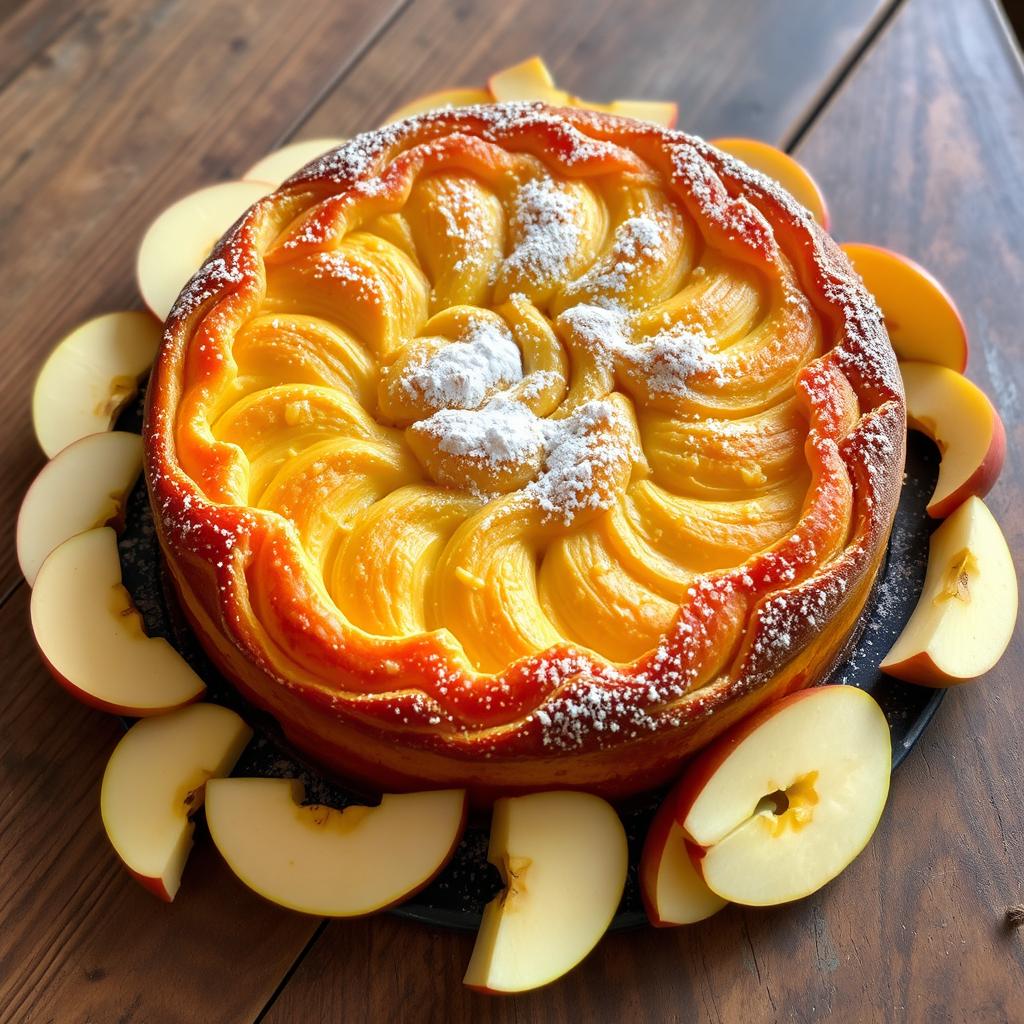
503 177 581 283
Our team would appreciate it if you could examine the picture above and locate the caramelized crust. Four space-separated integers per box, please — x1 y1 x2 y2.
145 105 905 801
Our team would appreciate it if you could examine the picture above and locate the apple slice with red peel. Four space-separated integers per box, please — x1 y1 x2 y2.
901 361 1005 518
30 527 206 714
488 56 569 104
881 497 1017 686
101 704 251 901
606 99 678 128
841 243 968 371
136 180 270 321
463 791 627 994
640 789 727 927
676 686 890 907
205 779 466 915
242 138 346 187
711 137 830 229
18 431 143 586
385 89 491 124
32 312 160 458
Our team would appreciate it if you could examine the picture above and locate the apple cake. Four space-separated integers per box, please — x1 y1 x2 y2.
145 104 905 801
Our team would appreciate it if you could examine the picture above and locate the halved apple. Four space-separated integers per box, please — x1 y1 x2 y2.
136 180 271 321
101 703 252 901
488 56 568 105
841 243 968 371
17 431 143 586
242 138 346 187
676 686 891 907
640 789 727 927
606 99 678 128
881 497 1017 686
901 360 1005 518
30 527 205 714
463 791 627 994
711 137 829 229
385 89 491 124
205 779 466 915
32 312 160 458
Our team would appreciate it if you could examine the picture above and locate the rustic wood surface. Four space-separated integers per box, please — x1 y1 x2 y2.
1 0 1020 1021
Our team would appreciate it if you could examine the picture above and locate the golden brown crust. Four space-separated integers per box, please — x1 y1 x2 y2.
145 104 905 801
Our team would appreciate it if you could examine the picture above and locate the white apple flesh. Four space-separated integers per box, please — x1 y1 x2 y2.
101 703 252 901
32 312 160 458
205 779 467 916
17 431 143 586
30 527 206 714
881 496 1017 686
242 138 345 187
679 686 891 907
463 791 628 994
136 180 270 320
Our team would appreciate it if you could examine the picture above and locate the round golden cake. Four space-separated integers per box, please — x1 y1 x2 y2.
145 104 905 801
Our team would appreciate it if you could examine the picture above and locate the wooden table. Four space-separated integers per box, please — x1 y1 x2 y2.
2 0 1022 1020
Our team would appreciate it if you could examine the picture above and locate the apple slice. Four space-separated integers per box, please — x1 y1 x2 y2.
136 180 270 321
101 703 252 901
206 779 466 915
640 789 727 927
463 791 627 994
711 137 830 229
676 686 890 907
901 361 1005 518
17 431 143 586
385 89 491 124
606 99 678 128
841 243 968 371
242 138 346 187
488 56 569 104
32 312 160 458
30 527 205 714
881 497 1017 686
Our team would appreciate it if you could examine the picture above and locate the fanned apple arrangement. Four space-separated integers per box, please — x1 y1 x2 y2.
19 57 1018 994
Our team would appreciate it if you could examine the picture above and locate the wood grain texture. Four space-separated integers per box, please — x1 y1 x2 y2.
262 1 1024 1021
298 0 889 143
0 0 406 597
3 0 1022 1021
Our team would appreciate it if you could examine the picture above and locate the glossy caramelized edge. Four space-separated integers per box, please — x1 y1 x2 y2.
144 104 905 800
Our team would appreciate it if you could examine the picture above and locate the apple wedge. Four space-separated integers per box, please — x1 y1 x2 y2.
488 56 569 105
881 497 1017 686
30 527 206 714
137 180 270 321
463 791 627 994
711 137 830 229
18 431 143 586
841 243 968 371
385 89 491 124
901 360 1005 518
32 312 160 458
640 789 727 927
205 779 466 915
243 138 346 187
101 704 252 901
676 686 891 907
606 99 678 128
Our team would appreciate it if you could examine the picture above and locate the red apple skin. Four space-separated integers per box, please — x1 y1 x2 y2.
33 644 205 718
879 650 982 689
851 243 969 373
639 790 676 926
126 866 175 903
669 686 833 855
924 404 1006 520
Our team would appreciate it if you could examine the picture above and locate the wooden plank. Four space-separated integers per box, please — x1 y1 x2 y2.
298 0 890 142
0 0 407 597
0 587 322 1024
261 1 1024 1021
